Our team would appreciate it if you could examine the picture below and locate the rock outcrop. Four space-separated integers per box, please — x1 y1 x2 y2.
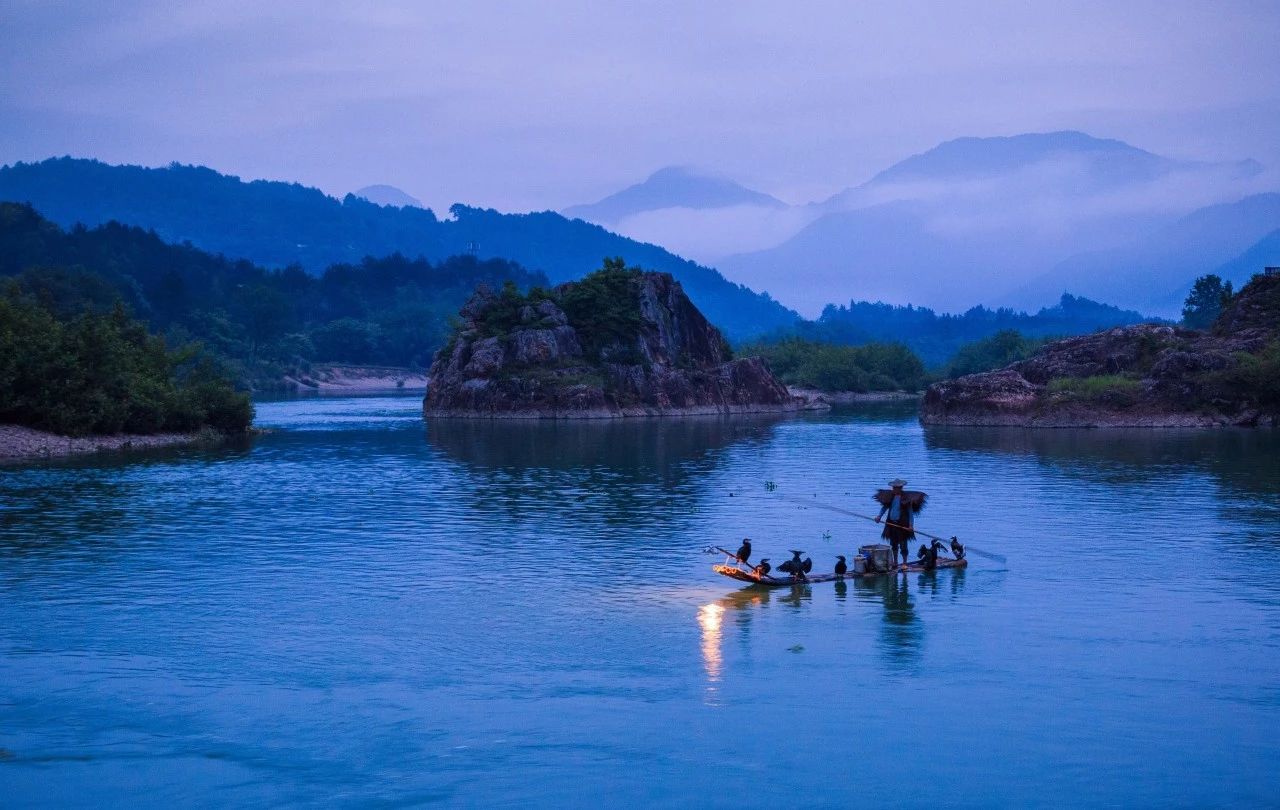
424 269 813 418
922 272 1280 427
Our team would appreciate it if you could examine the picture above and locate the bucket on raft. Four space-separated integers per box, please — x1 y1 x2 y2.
858 544 894 573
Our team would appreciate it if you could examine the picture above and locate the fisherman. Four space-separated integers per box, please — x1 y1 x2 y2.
874 478 927 568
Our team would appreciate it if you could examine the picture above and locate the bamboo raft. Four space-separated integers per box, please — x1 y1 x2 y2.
713 557 967 587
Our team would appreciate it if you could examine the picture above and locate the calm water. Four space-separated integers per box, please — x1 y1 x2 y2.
2 396 1279 807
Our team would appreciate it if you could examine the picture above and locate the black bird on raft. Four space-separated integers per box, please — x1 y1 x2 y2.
735 539 752 566
753 559 771 577
834 556 847 577
777 551 802 575
950 537 965 559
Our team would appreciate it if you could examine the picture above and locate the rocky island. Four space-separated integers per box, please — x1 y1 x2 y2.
424 261 812 418
922 271 1280 427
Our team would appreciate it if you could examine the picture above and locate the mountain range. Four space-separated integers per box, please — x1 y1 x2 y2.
565 132 1277 316
0 158 799 341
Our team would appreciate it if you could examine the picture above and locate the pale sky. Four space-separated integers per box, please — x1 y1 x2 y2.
2 0 1279 214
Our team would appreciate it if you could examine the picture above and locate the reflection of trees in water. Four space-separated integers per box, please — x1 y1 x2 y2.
0 439 256 554
424 416 787 547
923 426 1280 500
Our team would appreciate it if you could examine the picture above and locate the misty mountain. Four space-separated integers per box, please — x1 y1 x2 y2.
563 166 806 263
0 158 799 340
353 184 422 208
826 131 1258 207
1025 193 1280 314
565 166 787 222
1213 229 1280 287
720 131 1269 315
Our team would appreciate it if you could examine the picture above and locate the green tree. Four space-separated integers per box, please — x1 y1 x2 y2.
1182 274 1233 329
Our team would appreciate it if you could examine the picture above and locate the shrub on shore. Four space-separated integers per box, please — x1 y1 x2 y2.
0 287 252 436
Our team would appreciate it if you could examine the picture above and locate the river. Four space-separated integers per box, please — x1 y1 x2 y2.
2 395 1278 807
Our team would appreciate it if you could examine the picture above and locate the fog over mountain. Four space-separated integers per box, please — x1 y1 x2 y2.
562 167 807 261
1022 193 1280 314
712 131 1273 315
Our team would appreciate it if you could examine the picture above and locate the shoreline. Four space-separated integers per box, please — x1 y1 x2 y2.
281 364 429 393
788 387 921 405
423 399 827 420
0 424 220 463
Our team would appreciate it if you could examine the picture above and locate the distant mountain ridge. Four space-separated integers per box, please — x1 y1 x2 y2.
353 184 422 208
720 131 1272 314
0 157 800 340
564 166 786 223
1025 192 1280 314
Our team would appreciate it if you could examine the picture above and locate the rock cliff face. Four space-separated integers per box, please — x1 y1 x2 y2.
921 272 1280 427
424 269 809 418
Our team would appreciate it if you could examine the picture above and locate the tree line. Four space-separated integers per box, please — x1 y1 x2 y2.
0 203 548 385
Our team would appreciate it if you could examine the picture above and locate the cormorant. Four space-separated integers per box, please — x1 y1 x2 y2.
834 555 847 577
735 538 752 566
950 537 965 559
753 559 771 577
777 550 805 576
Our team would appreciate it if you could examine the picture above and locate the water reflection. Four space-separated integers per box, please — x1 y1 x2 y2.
855 575 922 670
924 425 1280 501
425 416 789 543
697 603 724 691
426 415 784 479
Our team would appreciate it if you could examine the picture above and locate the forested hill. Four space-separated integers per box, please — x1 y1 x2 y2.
791 294 1154 367
0 202 548 377
0 157 800 340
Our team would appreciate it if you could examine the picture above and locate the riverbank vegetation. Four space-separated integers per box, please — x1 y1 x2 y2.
0 285 251 436
738 337 925 392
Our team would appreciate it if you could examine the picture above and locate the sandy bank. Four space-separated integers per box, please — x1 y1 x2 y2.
0 424 216 462
284 364 429 393
788 387 921 405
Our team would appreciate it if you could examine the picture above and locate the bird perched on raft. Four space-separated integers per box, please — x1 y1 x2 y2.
735 538 752 566
834 556 847 577
752 559 771 577
777 550 813 580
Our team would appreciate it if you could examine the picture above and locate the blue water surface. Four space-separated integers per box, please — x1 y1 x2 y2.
1 395 1278 807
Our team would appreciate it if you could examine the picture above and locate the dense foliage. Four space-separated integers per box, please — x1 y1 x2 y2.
0 285 251 436
783 293 1151 367
466 259 650 364
1182 274 1234 329
557 259 646 362
0 158 800 340
944 330 1054 378
738 337 925 392
0 203 546 381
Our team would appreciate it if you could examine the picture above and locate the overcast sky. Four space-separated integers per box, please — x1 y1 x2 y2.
2 1 1278 213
